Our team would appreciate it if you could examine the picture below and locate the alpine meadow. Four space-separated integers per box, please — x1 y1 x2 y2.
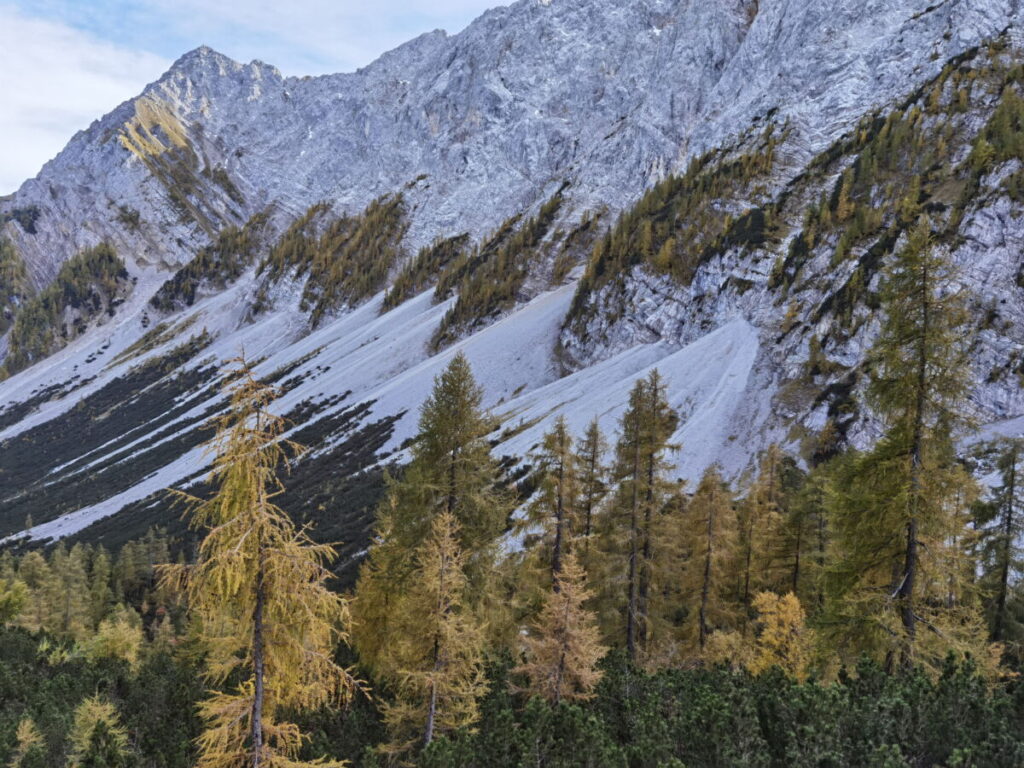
3 0 1024 766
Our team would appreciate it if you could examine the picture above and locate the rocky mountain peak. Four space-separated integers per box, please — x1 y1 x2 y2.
1 0 1024 547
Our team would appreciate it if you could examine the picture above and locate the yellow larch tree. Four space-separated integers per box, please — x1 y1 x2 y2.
677 465 740 658
515 551 607 704
67 696 130 768
8 717 45 768
381 511 486 759
161 356 357 768
352 353 511 676
748 592 814 682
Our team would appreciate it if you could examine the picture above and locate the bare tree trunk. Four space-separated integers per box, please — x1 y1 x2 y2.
425 546 449 748
742 517 754 607
792 523 803 596
424 644 439 748
638 451 655 653
251 553 266 768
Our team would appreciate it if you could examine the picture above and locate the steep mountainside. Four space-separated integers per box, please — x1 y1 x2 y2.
0 0 1023 556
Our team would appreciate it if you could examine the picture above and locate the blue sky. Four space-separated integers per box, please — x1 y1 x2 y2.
0 0 505 193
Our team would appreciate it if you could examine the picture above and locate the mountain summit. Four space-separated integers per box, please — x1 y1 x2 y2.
0 0 1022 552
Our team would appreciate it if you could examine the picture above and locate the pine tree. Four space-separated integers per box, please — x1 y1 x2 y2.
825 218 988 671
381 512 486 757
677 466 739 656
67 696 130 768
353 353 510 675
514 552 606 704
161 357 356 768
976 438 1024 648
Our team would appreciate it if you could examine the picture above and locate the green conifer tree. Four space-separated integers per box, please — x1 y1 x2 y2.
976 438 1024 649
596 371 679 662
677 466 740 657
353 353 511 676
524 416 578 586
574 418 608 572
825 217 989 671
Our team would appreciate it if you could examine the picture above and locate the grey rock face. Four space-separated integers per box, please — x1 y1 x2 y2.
0 0 1023 543
3 0 1017 282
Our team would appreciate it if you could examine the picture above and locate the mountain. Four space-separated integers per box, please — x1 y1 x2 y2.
0 0 1022 559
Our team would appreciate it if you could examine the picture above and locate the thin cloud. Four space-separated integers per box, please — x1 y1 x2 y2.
0 0 507 192
0 5 168 194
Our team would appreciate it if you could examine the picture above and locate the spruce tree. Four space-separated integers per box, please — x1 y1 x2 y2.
600 370 679 662
574 418 609 571
523 416 578 587
162 356 356 768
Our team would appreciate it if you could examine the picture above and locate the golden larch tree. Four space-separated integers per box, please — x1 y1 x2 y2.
381 511 486 758
677 465 740 657
748 592 814 682
162 357 357 768
515 551 607 704
67 696 130 768
353 353 511 674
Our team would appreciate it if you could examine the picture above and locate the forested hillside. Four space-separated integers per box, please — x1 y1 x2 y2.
2 248 1023 765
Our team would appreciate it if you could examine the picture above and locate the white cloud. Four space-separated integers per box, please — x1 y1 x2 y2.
0 5 168 194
